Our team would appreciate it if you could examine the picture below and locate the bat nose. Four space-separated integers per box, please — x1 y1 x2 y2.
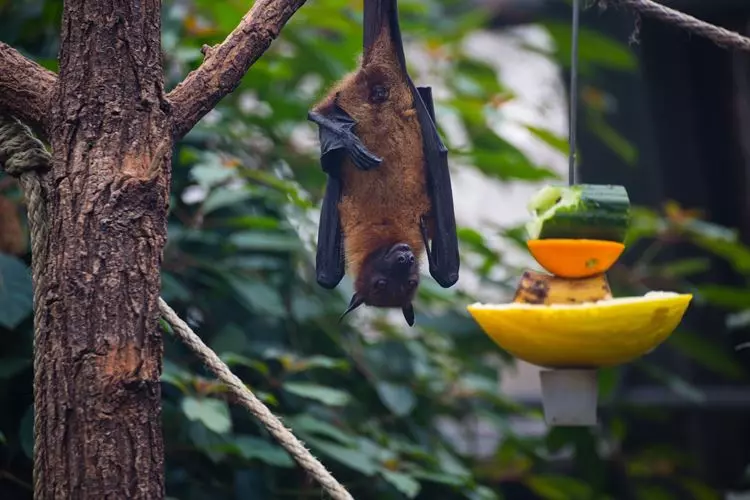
396 251 415 266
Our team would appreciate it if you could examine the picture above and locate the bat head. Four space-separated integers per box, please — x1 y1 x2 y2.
341 242 420 326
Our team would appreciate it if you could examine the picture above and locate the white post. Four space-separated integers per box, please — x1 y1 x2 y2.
539 369 598 426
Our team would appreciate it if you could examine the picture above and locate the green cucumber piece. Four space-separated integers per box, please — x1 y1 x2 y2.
525 184 630 242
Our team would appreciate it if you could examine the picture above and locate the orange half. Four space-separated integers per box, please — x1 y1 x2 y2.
527 239 625 278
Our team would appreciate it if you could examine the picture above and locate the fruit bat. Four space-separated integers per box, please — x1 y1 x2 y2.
308 0 460 326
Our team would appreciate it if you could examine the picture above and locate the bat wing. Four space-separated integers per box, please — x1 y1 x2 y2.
413 85 460 288
309 102 382 289
315 170 346 289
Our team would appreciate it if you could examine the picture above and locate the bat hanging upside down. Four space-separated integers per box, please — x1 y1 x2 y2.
308 0 460 326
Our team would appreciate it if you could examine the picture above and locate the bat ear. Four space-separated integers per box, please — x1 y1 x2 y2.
339 293 365 323
402 303 415 327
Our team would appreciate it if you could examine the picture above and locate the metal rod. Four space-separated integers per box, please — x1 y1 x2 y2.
568 0 581 186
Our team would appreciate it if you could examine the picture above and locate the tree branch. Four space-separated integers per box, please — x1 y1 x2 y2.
167 0 308 139
0 42 57 138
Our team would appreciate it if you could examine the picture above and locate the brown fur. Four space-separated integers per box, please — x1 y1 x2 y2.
312 26 431 283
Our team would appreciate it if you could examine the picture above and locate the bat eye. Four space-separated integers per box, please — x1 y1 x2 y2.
407 280 418 290
374 279 387 290
369 85 389 104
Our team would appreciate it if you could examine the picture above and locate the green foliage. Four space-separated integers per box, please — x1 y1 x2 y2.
0 254 33 329
1 0 748 499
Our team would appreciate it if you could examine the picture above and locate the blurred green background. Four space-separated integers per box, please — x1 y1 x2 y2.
1 0 750 499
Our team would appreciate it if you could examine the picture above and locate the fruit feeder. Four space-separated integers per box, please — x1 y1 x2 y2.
466 0 692 427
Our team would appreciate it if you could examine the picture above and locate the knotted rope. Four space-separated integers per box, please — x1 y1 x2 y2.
0 116 50 499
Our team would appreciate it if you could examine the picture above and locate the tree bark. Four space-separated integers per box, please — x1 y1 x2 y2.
37 1 169 498
167 0 307 139
0 0 308 498
0 42 57 139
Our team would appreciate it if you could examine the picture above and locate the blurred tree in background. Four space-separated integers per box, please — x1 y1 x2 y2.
1 0 749 499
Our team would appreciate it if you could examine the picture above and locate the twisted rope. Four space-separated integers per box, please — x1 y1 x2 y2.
159 299 352 500
0 115 352 500
603 0 750 52
0 115 50 498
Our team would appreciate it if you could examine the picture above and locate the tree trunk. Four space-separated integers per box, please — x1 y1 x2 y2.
37 1 168 497
0 0 307 496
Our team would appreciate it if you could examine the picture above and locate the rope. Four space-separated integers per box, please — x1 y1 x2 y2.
603 0 750 52
0 115 352 500
159 299 353 500
0 115 50 498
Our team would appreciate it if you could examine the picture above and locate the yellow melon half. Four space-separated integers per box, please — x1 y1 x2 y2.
467 292 692 368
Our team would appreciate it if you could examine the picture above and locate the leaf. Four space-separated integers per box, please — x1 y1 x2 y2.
187 421 227 463
451 58 502 95
409 469 466 487
597 366 619 399
668 330 745 379
161 272 191 302
634 484 674 500
636 362 706 403
181 396 232 434
229 231 302 252
286 414 355 445
524 125 569 155
190 154 237 188
211 324 249 355
587 112 637 166
465 485 502 500
678 477 721 500
19 405 33 459
525 474 593 500
283 382 351 407
380 469 421 498
697 285 750 310
303 435 379 476
161 359 192 393
0 253 33 329
692 235 750 273
0 358 31 379
727 309 750 330
234 435 295 468
202 186 253 214
221 353 269 376
469 150 558 181
657 258 711 278
285 355 350 373
375 382 416 417
226 277 286 317
542 22 637 73
436 447 471 480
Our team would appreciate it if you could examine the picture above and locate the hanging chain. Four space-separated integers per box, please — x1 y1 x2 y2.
568 0 581 186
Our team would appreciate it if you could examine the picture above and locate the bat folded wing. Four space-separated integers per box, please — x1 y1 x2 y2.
413 85 460 288
315 172 346 289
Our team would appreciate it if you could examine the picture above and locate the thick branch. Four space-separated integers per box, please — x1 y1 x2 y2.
167 0 307 139
0 42 57 138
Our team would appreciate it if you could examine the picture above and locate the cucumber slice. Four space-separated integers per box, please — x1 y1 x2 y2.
525 184 630 242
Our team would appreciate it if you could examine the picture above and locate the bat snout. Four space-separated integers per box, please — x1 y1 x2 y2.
388 243 415 268
396 252 415 266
